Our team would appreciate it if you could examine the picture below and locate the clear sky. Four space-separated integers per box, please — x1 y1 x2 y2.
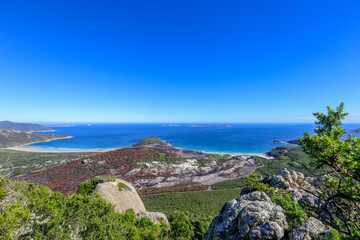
1 1 359 123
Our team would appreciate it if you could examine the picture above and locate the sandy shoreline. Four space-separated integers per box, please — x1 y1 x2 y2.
3 145 272 157
1 136 273 156
3 146 108 153
1 136 110 153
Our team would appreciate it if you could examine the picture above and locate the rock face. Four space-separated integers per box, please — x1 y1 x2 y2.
96 179 146 214
290 217 327 240
204 169 330 240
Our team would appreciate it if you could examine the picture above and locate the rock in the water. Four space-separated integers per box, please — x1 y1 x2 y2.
136 211 169 225
95 179 146 214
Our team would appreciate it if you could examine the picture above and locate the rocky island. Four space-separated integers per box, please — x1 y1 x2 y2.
187 124 232 127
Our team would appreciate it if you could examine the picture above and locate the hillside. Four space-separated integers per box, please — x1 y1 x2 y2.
142 145 320 217
17 137 262 195
0 149 95 175
0 128 70 148
0 120 52 132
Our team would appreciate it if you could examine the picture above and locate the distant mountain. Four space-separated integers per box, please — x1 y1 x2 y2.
0 121 52 132
0 128 70 148
348 128 360 133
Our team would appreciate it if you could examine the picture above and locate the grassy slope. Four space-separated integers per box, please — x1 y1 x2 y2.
142 146 323 217
142 189 240 217
0 149 95 175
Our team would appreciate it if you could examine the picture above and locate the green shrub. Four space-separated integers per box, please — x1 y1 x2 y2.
118 182 130 191
0 178 169 239
78 178 102 195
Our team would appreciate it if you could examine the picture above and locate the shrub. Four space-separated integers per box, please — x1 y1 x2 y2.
118 182 130 191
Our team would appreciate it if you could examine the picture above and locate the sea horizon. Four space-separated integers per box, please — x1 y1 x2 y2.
26 123 360 154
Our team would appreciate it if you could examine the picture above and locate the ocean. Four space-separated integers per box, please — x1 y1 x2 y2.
29 123 360 154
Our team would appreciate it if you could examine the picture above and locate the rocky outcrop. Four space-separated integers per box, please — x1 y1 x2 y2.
265 168 320 209
95 178 169 225
204 191 287 240
290 217 327 240
136 211 169 225
204 169 330 240
96 179 146 214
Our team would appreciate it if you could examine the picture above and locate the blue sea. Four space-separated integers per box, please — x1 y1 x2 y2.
29 123 360 154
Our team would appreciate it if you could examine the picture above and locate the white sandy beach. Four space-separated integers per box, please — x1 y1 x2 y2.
2 136 111 153
4 146 107 153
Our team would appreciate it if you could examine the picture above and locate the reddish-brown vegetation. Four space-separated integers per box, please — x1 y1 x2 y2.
140 184 209 196
17 147 159 195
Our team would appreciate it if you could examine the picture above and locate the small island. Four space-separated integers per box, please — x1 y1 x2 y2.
46 124 76 128
187 124 232 128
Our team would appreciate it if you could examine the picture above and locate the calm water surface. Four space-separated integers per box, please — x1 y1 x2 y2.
29 123 360 154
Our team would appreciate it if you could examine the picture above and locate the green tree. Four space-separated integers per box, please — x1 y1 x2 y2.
300 103 360 238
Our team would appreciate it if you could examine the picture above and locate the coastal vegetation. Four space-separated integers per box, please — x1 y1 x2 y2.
0 121 52 132
0 178 170 239
299 103 360 238
0 176 214 239
2 105 359 239
0 128 69 148
0 149 95 176
142 145 317 217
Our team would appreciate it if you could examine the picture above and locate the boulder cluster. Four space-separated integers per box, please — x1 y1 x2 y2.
204 168 330 240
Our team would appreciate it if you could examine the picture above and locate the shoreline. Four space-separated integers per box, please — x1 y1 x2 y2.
2 137 273 156
0 136 102 153
3 146 106 153
2 145 272 157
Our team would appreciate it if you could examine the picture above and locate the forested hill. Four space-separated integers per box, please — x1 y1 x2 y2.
0 128 70 148
0 121 52 132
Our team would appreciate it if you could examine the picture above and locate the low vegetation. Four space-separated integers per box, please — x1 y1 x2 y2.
0 178 169 239
142 189 240 217
0 149 95 176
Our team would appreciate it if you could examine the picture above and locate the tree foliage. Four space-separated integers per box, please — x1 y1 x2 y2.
300 103 360 238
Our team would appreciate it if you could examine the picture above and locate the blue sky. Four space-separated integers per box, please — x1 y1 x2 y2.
1 1 359 123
